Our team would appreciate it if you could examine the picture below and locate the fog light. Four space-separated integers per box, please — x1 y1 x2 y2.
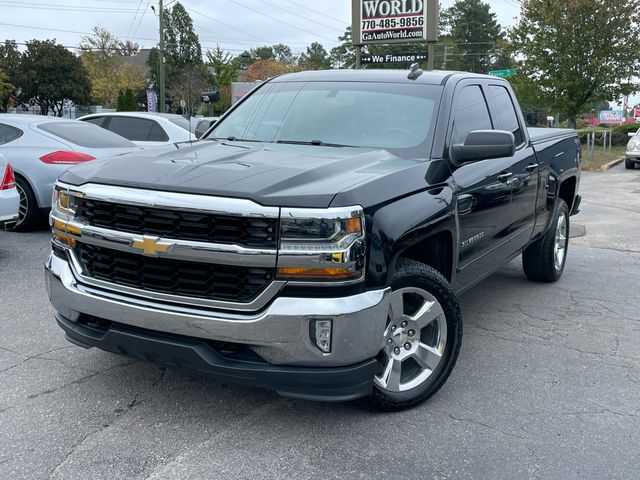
311 319 332 353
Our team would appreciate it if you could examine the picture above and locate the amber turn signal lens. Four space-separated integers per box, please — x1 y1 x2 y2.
277 267 360 279
53 231 76 247
344 217 362 234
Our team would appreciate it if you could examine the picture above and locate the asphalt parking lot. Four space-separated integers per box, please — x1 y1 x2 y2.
1 162 639 480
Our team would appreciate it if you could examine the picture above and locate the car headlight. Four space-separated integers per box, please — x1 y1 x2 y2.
50 184 81 246
277 206 366 282
628 140 638 151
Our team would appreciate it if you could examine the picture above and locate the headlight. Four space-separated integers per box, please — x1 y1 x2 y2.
628 140 638 151
50 184 81 246
277 206 366 282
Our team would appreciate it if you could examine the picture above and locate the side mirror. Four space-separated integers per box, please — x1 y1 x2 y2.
450 130 516 164
628 132 638 137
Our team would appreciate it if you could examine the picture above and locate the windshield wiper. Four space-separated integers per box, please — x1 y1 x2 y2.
276 139 357 148
208 136 265 143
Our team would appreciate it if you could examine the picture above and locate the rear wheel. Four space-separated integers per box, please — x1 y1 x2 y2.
8 176 39 232
522 199 569 282
362 259 462 411
626 159 636 169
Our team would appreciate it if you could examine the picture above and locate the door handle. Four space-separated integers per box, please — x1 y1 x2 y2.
497 172 513 183
525 163 539 173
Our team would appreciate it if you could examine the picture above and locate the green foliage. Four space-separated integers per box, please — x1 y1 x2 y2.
0 68 14 111
17 40 91 116
146 2 212 114
298 42 330 70
116 88 138 111
79 26 145 108
508 0 640 128
205 46 240 113
441 0 504 73
330 27 356 69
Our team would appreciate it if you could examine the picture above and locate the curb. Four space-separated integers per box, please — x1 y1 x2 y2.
600 157 625 171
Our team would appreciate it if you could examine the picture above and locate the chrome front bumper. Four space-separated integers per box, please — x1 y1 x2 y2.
45 252 391 367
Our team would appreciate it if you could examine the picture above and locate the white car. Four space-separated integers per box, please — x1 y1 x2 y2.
0 153 19 229
626 131 639 169
77 112 197 148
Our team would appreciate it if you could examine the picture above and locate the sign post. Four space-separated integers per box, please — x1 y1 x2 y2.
352 0 439 69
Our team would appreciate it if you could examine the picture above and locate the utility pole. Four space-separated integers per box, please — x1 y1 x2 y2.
442 45 449 70
158 0 165 113
427 42 435 71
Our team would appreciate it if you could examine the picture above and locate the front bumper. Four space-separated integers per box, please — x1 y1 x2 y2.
46 252 391 398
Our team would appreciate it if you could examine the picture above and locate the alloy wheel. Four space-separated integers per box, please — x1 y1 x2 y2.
374 287 447 392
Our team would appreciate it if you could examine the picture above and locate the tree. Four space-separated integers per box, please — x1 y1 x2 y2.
272 44 294 64
80 27 145 108
330 27 356 69
17 40 91 116
242 59 299 82
117 88 138 111
206 46 239 113
442 0 503 73
298 42 331 70
509 0 640 128
0 69 14 111
147 2 211 114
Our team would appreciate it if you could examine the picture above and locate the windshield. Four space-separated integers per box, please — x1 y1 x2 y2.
207 81 442 157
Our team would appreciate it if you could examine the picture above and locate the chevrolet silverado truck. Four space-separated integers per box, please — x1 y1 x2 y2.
45 69 581 410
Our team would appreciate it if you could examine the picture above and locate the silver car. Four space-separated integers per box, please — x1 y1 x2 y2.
0 153 19 229
0 115 138 231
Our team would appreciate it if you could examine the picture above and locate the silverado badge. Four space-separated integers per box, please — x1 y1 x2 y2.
130 235 174 257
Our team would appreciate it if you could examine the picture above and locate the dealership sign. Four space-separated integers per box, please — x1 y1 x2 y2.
352 0 439 45
598 110 623 123
361 52 428 64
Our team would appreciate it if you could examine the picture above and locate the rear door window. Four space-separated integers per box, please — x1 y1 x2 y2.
82 116 108 128
489 85 524 146
106 117 156 142
147 121 169 142
451 85 493 146
0 123 23 145
38 121 135 148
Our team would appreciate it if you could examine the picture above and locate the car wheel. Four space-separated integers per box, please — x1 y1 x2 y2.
522 199 570 282
362 259 462 411
8 176 39 232
625 159 635 169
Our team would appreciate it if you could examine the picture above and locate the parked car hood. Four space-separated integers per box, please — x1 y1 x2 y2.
59 140 434 208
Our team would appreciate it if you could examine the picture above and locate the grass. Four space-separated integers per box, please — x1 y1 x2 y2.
581 145 626 171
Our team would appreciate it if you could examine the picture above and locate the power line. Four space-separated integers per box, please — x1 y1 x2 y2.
126 0 145 39
225 0 337 43
131 0 153 40
285 0 348 26
258 0 344 33
0 1 138 13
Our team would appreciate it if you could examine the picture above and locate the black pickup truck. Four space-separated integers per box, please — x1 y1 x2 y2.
46 69 581 410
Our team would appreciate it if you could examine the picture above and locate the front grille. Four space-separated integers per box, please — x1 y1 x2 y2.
76 198 278 248
75 243 274 303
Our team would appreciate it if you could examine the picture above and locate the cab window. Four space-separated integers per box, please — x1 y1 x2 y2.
451 86 493 146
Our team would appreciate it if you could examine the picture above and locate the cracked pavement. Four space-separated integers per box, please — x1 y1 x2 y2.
1 162 639 479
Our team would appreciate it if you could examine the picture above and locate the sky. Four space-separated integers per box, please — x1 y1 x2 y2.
0 0 522 55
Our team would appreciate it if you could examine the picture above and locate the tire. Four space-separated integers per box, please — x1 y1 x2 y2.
362 259 462 411
7 176 40 232
522 199 569 282
625 159 635 170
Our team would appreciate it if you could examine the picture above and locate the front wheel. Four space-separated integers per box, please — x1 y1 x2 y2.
522 199 570 282
362 259 462 411
626 159 636 170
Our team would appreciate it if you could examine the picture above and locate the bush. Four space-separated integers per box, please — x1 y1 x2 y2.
116 88 138 112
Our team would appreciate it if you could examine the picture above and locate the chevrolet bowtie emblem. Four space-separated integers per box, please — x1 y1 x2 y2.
130 235 173 256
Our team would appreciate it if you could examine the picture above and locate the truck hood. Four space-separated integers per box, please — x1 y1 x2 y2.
59 140 432 208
